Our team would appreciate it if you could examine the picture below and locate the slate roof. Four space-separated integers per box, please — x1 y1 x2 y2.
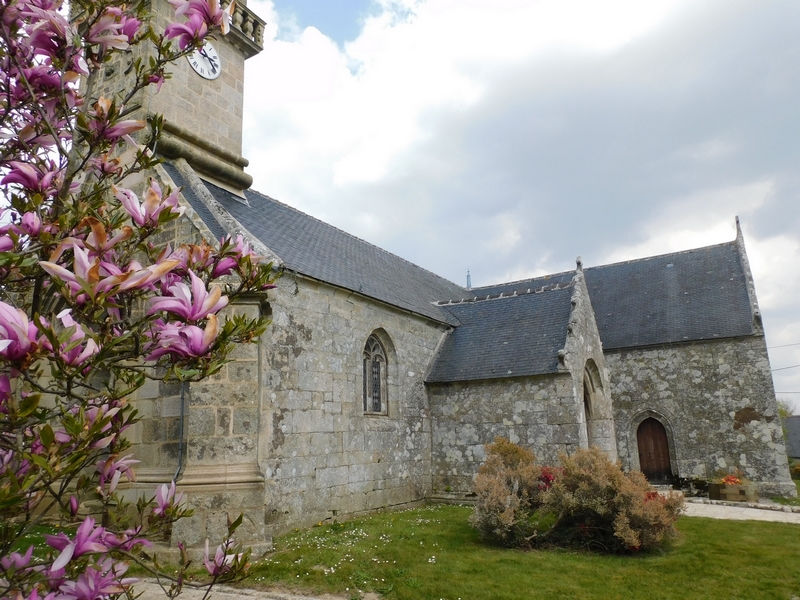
165 162 469 325
426 285 574 383
163 164 227 240
468 242 755 351
166 162 756 361
583 242 754 349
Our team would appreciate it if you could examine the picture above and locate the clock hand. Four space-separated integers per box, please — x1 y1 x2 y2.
198 48 218 73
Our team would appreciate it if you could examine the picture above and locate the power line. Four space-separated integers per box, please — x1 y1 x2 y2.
768 342 800 349
776 392 800 394
772 364 800 372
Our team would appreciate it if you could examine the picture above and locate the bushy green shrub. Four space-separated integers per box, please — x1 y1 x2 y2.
470 441 684 553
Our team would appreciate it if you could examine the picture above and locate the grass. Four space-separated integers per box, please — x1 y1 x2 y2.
241 504 800 600
9 523 72 555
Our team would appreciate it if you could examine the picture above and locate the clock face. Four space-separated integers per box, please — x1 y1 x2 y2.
187 41 222 80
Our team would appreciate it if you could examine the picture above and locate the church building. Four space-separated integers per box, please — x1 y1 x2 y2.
115 0 795 552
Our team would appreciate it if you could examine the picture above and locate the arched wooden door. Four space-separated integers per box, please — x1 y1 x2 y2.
637 418 673 483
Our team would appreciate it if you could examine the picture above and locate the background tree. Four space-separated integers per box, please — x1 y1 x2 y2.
0 0 275 597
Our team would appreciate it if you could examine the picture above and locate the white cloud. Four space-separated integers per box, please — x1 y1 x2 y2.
243 0 691 198
598 180 774 265
239 0 800 407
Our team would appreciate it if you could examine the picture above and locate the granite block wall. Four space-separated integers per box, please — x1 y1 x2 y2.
561 268 616 459
258 275 448 532
608 336 796 496
427 374 576 493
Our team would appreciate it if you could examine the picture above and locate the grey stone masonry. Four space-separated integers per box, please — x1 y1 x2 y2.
609 336 795 497
258 274 447 533
561 263 616 459
121 167 271 553
427 269 613 494
428 375 574 493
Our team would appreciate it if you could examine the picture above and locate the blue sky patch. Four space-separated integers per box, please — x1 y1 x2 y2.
271 0 377 45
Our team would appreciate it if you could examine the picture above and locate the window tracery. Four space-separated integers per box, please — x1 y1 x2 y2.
363 334 387 414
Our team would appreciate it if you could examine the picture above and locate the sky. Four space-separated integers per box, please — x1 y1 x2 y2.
240 0 800 410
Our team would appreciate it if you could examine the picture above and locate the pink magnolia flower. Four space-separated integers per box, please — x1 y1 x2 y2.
169 0 225 28
0 374 10 410
102 526 152 552
166 242 214 273
0 448 15 476
0 544 33 570
148 71 165 91
80 216 133 256
1 161 62 197
96 453 138 494
86 7 140 51
87 154 121 177
40 245 179 299
145 314 220 360
46 309 100 367
114 181 184 228
87 97 144 142
21 5 75 60
148 270 228 321
17 211 42 237
213 234 260 276
57 558 136 600
152 481 184 516
0 300 40 363
46 517 108 570
165 13 208 50
203 538 233 577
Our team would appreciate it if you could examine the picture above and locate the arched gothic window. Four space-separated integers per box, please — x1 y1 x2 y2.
363 335 387 414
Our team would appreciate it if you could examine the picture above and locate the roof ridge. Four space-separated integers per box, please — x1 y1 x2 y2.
435 280 574 306
585 239 738 272
244 187 467 296
469 269 575 291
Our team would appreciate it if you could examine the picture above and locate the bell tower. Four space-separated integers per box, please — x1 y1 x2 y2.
151 0 264 192
96 0 272 557
97 0 265 193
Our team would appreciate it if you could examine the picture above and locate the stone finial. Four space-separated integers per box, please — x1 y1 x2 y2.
576 256 583 271
735 215 743 241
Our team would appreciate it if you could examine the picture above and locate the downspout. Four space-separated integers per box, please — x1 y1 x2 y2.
173 382 186 483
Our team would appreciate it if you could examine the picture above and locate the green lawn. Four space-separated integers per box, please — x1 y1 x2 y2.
243 504 800 600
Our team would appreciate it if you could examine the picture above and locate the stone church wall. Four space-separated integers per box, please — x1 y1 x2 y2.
560 268 616 459
124 186 272 554
257 275 447 532
427 374 577 493
608 336 796 496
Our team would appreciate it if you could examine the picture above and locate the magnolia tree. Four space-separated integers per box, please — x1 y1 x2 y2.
0 0 276 597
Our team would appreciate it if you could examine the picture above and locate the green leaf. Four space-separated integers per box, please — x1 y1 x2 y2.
40 424 55 448
228 512 244 535
18 394 41 418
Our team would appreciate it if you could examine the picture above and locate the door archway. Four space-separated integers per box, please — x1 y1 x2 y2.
637 418 673 483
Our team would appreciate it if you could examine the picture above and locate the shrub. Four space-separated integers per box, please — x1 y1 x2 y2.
470 441 684 553
544 447 684 552
468 437 545 546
